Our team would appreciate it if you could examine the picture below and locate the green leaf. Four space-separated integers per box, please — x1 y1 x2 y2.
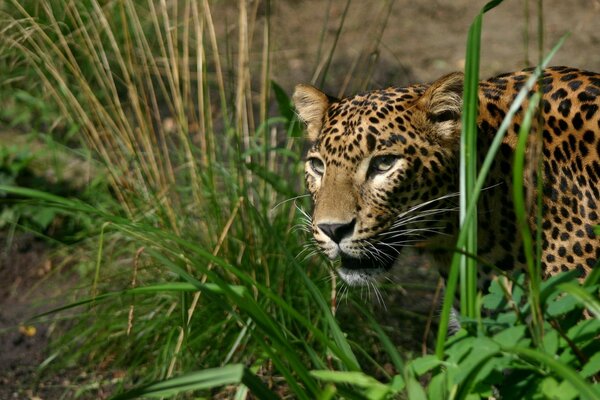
445 334 475 364
539 269 581 303
406 375 428 400
492 326 526 347
546 293 580 317
29 207 56 229
427 372 447 400
310 371 391 399
481 278 507 310
453 337 499 386
317 384 337 400
410 355 443 376
567 318 600 344
558 283 600 319
581 352 600 379
542 330 559 356
389 374 406 393
542 377 563 400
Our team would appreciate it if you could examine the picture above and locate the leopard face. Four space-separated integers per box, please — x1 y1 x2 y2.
294 67 600 286
294 74 464 285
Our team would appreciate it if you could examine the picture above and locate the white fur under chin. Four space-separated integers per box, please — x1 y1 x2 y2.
338 267 386 286
337 254 405 286
338 255 402 286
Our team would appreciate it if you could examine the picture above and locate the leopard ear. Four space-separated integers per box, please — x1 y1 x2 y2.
293 84 330 142
418 72 464 143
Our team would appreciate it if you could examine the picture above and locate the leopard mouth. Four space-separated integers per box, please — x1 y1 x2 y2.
337 248 399 286
340 254 395 271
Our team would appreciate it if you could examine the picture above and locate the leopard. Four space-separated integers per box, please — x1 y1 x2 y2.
293 66 599 291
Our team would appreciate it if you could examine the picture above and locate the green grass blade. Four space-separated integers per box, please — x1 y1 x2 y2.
438 0 504 355
290 257 361 371
459 0 504 320
29 282 243 320
110 364 278 400
584 258 600 287
351 300 404 372
436 34 568 358
513 91 544 341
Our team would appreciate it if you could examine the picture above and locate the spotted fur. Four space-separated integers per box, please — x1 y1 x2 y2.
293 66 599 287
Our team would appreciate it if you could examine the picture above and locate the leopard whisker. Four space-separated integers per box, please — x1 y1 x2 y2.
271 194 311 212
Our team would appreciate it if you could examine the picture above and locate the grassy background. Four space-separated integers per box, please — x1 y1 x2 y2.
0 0 599 399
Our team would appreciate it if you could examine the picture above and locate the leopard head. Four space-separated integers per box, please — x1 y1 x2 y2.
293 73 464 285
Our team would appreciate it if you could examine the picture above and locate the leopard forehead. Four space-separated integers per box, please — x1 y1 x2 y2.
311 86 427 165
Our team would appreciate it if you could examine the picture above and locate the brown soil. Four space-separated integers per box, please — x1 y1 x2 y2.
270 0 600 94
0 234 61 399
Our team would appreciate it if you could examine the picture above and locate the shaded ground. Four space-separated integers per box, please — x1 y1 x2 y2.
0 233 66 399
0 233 117 399
1 0 599 398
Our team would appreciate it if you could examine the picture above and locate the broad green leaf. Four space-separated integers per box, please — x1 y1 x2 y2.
445 335 475 363
453 337 499 385
406 375 428 400
558 283 600 319
581 352 600 379
542 330 559 356
556 379 579 400
541 377 562 400
310 371 391 400
481 278 507 310
492 326 526 347
410 355 443 376
546 293 580 317
427 372 447 400
539 270 581 303
567 318 600 344
390 374 406 393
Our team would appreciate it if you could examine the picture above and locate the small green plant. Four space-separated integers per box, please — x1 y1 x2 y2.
308 269 600 399
0 144 57 230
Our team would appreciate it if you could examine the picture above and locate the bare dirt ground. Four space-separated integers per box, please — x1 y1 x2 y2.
1 0 599 398
270 0 600 94
0 234 65 399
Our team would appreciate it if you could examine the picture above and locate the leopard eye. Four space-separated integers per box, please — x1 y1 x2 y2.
367 155 400 177
307 157 325 176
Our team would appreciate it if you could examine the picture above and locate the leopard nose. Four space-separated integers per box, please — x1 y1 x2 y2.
317 219 356 244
